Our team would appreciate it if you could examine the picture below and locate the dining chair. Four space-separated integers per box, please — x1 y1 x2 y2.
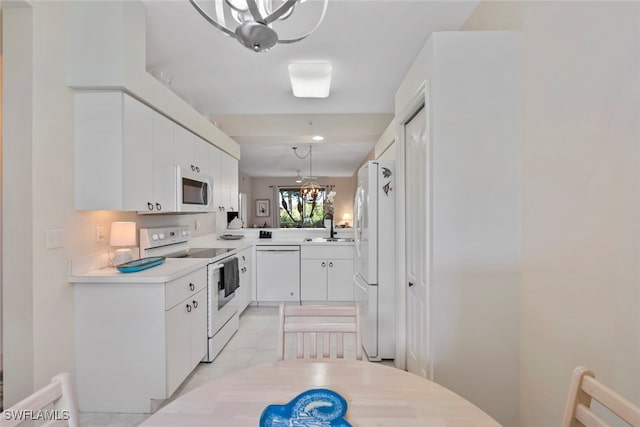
562 366 640 427
2 372 81 427
278 303 362 361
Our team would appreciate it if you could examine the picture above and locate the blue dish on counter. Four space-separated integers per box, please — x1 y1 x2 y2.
116 256 165 273
260 388 351 427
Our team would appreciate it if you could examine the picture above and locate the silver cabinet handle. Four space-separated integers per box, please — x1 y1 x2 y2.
321 262 326 267
186 304 192 312
329 261 334 267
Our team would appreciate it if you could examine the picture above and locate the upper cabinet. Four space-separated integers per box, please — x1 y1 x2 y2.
211 147 239 212
74 90 236 213
174 126 213 178
75 91 176 212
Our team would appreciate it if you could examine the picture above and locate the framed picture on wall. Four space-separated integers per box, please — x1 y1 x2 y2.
256 199 270 217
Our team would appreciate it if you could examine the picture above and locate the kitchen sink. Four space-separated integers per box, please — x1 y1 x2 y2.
304 237 355 242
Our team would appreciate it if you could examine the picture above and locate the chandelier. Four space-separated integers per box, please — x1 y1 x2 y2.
293 146 321 201
189 0 329 53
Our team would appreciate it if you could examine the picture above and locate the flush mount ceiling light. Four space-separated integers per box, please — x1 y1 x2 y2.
189 0 328 53
312 135 324 141
288 63 332 98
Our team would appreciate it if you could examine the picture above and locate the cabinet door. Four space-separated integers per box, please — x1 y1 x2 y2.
237 263 249 314
122 93 153 210
165 301 190 395
219 152 239 211
193 136 213 177
152 111 176 212
173 124 195 171
328 259 355 301
210 147 223 211
228 157 239 211
189 289 207 368
301 259 328 301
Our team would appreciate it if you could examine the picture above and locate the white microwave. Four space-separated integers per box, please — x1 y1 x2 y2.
176 166 213 213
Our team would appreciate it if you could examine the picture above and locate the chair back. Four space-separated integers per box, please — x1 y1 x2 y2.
2 372 81 427
278 303 362 361
562 366 640 427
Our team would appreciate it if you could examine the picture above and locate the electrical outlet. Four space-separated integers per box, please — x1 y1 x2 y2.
96 224 105 242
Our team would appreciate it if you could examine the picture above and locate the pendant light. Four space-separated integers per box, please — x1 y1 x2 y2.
292 145 321 201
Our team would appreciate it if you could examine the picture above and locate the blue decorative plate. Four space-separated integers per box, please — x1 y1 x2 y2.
116 256 165 273
260 388 351 427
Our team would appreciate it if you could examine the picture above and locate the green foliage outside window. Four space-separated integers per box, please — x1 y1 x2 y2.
279 187 326 228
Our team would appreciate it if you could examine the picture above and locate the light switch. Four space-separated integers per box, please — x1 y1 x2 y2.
46 229 64 249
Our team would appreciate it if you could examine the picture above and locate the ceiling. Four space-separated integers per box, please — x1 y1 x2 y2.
143 0 479 177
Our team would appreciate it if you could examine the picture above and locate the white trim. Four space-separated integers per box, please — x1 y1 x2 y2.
394 80 429 374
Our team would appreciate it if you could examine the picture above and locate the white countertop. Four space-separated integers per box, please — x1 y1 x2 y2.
69 258 210 283
70 231 354 283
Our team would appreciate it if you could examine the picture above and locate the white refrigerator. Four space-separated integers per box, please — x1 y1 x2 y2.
353 160 395 361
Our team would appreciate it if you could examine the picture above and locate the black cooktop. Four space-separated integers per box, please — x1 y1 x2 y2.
167 248 235 259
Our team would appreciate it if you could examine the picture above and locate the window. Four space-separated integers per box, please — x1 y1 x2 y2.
278 187 327 228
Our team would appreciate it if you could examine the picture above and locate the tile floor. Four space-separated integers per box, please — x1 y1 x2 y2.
80 305 388 426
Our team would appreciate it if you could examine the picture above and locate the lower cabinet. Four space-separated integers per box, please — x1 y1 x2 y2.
166 287 207 394
300 245 355 302
74 265 208 413
236 246 253 314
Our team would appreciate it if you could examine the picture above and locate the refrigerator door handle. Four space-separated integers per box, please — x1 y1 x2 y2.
353 273 368 291
353 186 363 258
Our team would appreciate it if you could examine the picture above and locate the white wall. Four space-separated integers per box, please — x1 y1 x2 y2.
464 2 640 426
1 1 218 405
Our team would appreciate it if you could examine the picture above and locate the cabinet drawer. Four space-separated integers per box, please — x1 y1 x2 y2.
165 268 206 310
301 245 354 260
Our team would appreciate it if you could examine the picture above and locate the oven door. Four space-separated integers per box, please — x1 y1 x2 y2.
177 166 213 213
207 260 238 337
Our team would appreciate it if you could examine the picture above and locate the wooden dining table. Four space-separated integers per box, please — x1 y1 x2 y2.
141 360 501 427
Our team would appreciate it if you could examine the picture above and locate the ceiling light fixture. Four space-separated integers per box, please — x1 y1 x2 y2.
312 135 324 141
288 63 332 98
295 170 303 183
189 0 328 53
293 145 321 201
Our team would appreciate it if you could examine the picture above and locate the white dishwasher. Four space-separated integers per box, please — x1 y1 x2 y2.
256 245 300 302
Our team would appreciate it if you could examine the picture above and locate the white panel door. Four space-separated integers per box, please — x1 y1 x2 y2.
405 105 429 378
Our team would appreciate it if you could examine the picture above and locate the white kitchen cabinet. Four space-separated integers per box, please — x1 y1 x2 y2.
151 112 178 212
256 246 300 302
74 264 207 413
74 91 176 212
174 125 213 178
236 246 253 314
300 245 354 302
215 150 239 212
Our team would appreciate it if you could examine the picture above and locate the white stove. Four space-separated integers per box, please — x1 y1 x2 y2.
140 226 240 362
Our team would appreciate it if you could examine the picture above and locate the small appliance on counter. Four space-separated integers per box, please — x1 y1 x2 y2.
259 230 272 239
